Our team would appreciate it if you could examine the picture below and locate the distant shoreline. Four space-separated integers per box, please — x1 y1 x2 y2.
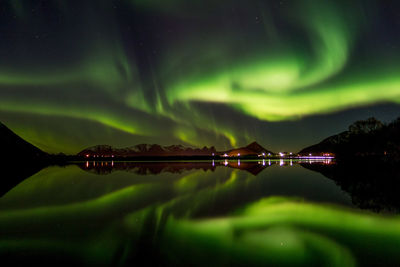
57 155 334 163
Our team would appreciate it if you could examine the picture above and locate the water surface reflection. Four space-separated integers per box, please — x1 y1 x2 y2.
0 160 399 266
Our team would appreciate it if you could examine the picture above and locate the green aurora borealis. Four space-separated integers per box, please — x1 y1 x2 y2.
1 0 400 153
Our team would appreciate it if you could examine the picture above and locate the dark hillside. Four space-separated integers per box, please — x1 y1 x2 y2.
299 117 400 160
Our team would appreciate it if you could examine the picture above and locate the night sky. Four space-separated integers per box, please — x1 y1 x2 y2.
1 0 400 154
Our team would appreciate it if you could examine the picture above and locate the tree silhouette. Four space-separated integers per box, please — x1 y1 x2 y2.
348 117 383 134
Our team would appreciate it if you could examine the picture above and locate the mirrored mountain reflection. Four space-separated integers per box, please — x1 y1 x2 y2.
0 162 46 197
78 161 217 175
76 158 333 176
2 160 400 266
0 159 346 211
302 159 400 213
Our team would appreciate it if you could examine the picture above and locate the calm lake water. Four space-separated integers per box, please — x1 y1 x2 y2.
1 160 400 266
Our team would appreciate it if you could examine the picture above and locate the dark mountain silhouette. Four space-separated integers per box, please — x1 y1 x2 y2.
0 122 49 196
0 122 47 160
221 142 274 157
78 144 217 157
78 141 274 158
246 141 273 154
299 117 400 160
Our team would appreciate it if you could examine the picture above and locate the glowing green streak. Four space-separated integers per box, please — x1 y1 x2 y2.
3 165 400 265
169 110 238 147
164 1 371 122
294 1 350 89
0 0 150 135
162 198 400 266
0 100 144 135
170 76 400 121
1 0 399 152
238 77 400 120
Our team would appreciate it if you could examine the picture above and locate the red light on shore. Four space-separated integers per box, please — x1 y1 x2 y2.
86 154 90 158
